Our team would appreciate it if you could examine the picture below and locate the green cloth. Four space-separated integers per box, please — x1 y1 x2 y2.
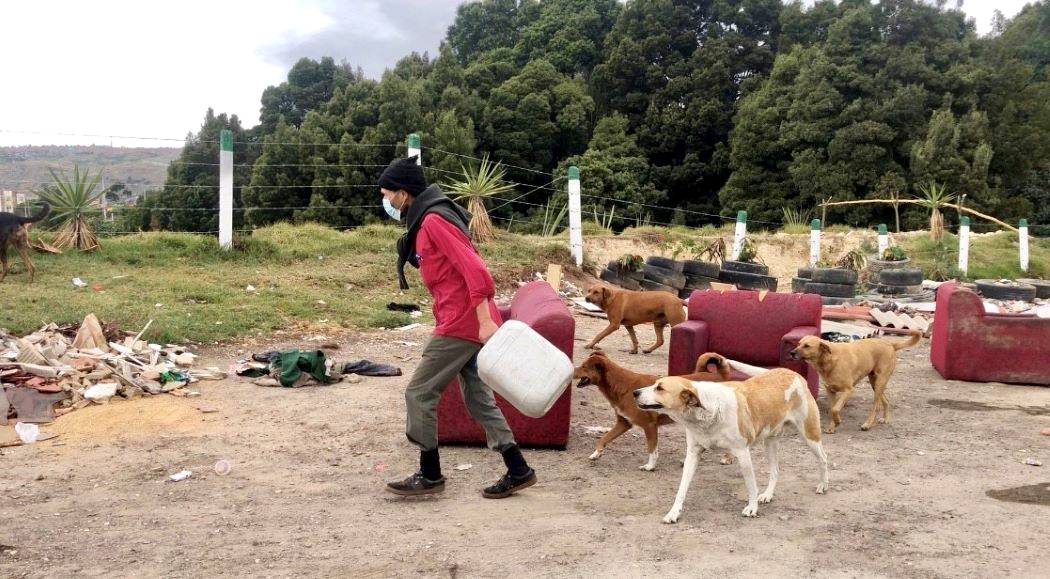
272 349 334 388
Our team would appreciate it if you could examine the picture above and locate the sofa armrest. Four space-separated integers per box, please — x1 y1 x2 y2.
779 325 819 366
669 320 710 376
497 305 513 324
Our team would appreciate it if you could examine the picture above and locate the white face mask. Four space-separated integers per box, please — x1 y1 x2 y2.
383 196 402 221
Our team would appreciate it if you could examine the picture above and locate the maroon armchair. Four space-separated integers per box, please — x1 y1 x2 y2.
931 282 1050 385
669 289 822 397
437 281 575 448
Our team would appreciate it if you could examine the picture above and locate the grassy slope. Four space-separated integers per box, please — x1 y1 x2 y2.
902 231 1050 281
0 223 571 344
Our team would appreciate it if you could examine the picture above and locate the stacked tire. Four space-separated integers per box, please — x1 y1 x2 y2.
800 268 857 302
717 260 778 292
641 256 685 295
975 279 1038 302
876 268 923 296
679 259 720 299
599 260 644 291
791 267 814 293
1016 278 1050 300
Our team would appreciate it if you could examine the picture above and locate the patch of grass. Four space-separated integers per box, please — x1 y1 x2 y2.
903 232 1049 281
2 223 573 343
779 224 809 235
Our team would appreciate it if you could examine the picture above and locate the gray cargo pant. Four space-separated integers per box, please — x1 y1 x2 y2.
405 335 516 452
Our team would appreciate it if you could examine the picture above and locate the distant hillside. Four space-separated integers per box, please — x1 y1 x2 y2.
0 145 180 196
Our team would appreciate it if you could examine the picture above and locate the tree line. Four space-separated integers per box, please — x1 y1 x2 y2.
125 0 1050 235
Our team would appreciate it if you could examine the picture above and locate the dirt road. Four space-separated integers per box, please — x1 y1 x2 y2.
2 314 1048 578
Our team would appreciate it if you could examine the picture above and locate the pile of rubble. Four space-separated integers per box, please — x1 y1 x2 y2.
1 314 225 425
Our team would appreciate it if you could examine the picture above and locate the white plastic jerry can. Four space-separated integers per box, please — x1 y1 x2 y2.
477 320 573 418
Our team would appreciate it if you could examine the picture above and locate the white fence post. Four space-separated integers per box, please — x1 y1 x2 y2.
1019 218 1029 273
407 133 421 165
958 216 970 276
810 219 821 267
731 210 747 261
567 166 583 267
877 223 888 257
218 129 233 250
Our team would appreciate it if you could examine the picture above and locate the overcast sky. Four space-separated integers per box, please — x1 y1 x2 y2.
0 0 1033 148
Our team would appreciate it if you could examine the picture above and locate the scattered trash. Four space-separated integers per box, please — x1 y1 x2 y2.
0 315 216 422
71 278 87 288
373 462 387 473
582 426 611 436
245 285 256 292
214 459 231 476
169 470 192 482
240 349 340 387
454 464 473 471
387 302 420 313
195 403 218 414
1024 458 1043 467
397 323 423 332
1042 428 1050 436
345 374 362 384
14 422 40 444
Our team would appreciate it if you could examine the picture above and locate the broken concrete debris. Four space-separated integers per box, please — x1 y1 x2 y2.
1 315 226 430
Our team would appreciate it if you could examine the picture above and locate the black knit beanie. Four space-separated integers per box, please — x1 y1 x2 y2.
378 156 428 196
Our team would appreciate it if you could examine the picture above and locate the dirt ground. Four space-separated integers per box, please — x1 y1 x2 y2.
2 313 1049 578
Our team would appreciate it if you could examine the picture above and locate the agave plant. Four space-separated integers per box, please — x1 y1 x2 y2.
36 165 104 250
444 155 515 244
780 206 811 234
541 199 568 237
914 182 956 241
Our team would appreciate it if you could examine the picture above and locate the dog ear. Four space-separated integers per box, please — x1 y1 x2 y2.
601 286 611 302
680 388 701 408
819 341 831 356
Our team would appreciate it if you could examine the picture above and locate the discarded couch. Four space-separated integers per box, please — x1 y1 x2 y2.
930 282 1050 385
437 280 575 448
669 289 822 396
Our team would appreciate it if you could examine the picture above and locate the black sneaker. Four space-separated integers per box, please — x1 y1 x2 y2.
482 469 537 499
386 472 446 496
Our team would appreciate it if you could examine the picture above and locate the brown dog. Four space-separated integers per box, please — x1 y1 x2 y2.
0 204 49 283
584 284 686 354
790 332 921 433
574 351 758 470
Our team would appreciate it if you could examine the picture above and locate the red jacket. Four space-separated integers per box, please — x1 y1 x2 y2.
415 213 502 343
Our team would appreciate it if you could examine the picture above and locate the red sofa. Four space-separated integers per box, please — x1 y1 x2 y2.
669 289 822 397
437 281 575 448
930 282 1050 385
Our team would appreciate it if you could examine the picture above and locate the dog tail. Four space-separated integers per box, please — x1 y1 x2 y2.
892 330 922 351
727 359 770 377
18 203 50 224
695 352 731 379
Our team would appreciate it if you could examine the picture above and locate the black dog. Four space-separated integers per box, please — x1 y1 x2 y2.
0 204 50 283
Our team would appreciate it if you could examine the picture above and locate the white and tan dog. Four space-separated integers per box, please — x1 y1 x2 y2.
633 370 829 522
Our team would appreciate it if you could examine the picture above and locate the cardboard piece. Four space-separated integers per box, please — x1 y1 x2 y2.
546 264 562 292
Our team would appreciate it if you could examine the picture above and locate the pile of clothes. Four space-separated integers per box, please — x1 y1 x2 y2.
234 349 402 388
1 314 224 425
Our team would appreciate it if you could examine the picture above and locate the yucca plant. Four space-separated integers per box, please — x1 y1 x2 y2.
541 200 568 237
36 165 104 250
914 182 956 241
444 155 515 244
780 207 811 234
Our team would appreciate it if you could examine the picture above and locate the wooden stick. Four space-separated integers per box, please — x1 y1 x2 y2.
818 199 1017 232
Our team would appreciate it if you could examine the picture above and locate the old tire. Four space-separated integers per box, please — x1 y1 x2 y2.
718 269 778 291
685 274 719 287
797 267 815 279
867 256 911 278
1017 278 1050 300
975 279 1037 302
821 296 853 306
791 277 809 293
879 268 923 286
640 279 677 294
681 260 720 278
722 260 769 275
607 260 644 281
679 287 706 299
644 264 687 289
803 281 856 298
646 256 684 273
600 268 641 291
811 268 859 285
876 284 922 296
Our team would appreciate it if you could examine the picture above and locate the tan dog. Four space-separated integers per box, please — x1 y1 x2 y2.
790 332 921 433
584 284 686 354
574 351 740 471
634 371 829 521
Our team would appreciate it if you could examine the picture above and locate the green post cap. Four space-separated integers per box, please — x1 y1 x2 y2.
1019 218 1028 228
568 166 580 180
737 210 747 222
220 129 232 152
811 218 821 230
878 224 887 235
408 133 421 148
960 216 970 227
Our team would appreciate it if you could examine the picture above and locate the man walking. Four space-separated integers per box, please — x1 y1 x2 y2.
378 156 537 498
